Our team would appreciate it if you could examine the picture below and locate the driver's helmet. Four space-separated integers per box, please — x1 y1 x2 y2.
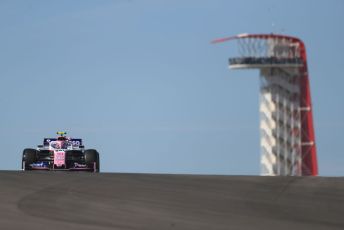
57 136 67 141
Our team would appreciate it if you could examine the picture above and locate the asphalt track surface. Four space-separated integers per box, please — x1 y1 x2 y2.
1 171 344 230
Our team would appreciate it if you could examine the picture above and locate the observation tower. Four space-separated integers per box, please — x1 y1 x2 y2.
212 34 318 176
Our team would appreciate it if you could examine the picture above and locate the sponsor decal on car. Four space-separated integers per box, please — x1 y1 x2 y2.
74 162 88 168
54 151 65 167
31 162 49 168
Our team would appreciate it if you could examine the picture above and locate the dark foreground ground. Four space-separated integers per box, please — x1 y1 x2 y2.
0 171 343 230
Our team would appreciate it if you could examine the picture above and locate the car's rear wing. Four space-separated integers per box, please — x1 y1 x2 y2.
43 138 83 147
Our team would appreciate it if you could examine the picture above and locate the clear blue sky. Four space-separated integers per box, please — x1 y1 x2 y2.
0 0 343 176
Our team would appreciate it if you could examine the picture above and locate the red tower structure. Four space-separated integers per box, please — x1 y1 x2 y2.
213 34 318 176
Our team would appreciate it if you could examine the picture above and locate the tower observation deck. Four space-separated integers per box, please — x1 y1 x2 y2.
213 34 318 176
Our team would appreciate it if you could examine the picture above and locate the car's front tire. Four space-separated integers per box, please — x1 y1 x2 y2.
84 149 100 172
22 148 37 170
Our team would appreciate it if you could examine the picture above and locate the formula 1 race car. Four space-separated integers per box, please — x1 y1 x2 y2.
22 132 100 172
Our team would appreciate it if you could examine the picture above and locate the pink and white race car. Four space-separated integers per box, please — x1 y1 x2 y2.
22 132 100 172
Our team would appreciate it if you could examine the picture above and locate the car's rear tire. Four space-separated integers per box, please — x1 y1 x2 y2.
84 149 100 172
22 148 37 170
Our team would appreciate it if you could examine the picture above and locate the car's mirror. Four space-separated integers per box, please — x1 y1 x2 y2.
37 145 43 148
